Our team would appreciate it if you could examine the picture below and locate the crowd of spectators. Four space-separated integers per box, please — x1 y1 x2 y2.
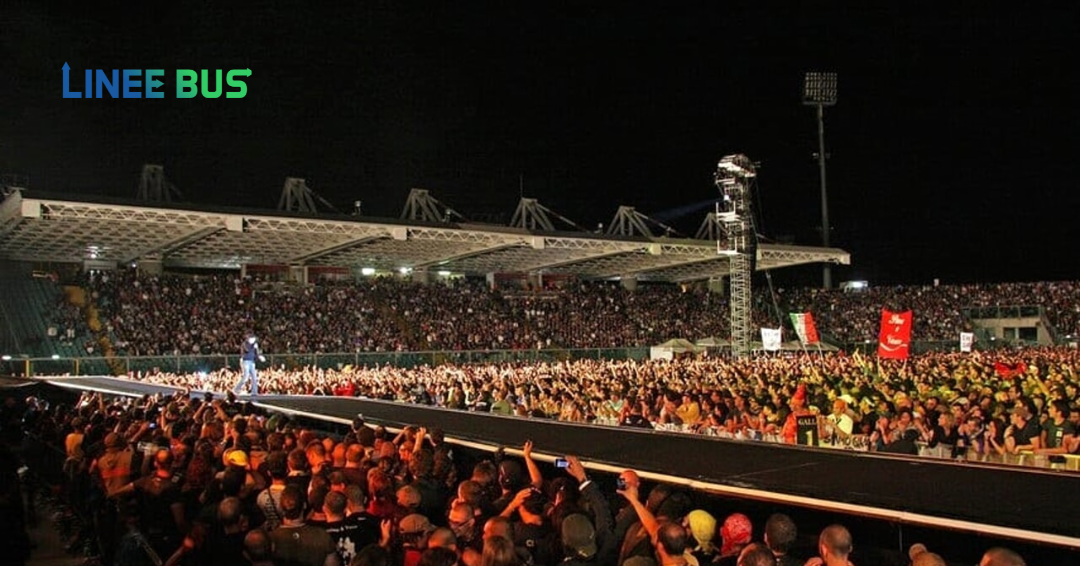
57 270 1080 358
1 387 1032 566
129 346 1080 466
46 290 87 347
779 281 1080 343
83 272 742 355
6 270 1073 566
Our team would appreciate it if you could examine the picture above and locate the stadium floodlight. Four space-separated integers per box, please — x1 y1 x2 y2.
802 72 838 106
803 71 838 289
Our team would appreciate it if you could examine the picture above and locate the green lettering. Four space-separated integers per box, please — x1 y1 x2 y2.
226 69 251 99
176 69 198 98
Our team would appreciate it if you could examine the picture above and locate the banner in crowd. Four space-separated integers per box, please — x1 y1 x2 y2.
789 312 820 345
994 361 1027 378
761 327 782 351
877 309 912 359
959 332 974 352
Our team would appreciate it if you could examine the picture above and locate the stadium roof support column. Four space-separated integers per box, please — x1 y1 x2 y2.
278 178 319 214
695 211 723 242
401 189 447 222
510 198 556 231
606 206 654 237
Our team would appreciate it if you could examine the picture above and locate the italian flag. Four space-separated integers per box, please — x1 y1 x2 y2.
789 312 820 345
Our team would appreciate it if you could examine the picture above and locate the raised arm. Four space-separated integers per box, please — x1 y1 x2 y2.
566 456 616 562
617 481 659 542
522 440 543 489
413 427 427 455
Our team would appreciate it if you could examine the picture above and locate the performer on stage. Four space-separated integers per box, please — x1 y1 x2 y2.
235 334 265 395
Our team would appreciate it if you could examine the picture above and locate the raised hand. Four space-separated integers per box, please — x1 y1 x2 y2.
564 455 587 483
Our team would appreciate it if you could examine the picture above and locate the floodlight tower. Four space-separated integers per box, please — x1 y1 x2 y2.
803 71 837 289
715 154 757 359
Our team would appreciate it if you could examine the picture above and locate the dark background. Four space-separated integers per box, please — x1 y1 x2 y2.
3 2 1078 285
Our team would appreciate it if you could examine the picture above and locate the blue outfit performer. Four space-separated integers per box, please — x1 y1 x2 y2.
235 335 264 395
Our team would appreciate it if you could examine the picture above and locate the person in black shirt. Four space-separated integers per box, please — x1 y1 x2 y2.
168 496 248 566
1039 400 1075 453
502 489 554 566
323 490 379 565
242 528 276 566
620 398 653 429
112 448 186 560
764 513 802 566
1004 406 1042 453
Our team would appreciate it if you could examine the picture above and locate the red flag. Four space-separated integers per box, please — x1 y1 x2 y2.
877 309 912 359
994 362 1027 379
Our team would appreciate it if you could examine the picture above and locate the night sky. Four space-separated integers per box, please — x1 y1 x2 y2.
3 3 1079 285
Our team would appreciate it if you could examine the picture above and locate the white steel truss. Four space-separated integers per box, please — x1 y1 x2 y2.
0 192 848 281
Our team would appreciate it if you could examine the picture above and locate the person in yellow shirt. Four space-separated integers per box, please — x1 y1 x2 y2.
675 393 701 427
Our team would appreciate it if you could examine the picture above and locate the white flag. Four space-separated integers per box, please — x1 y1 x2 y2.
960 332 974 353
761 327 782 352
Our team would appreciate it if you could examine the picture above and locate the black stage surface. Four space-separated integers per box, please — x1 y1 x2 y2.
44 376 1080 548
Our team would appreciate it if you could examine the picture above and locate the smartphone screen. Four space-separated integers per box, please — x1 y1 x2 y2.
555 458 569 468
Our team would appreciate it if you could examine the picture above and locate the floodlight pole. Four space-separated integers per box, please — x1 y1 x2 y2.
816 103 831 289
803 71 837 290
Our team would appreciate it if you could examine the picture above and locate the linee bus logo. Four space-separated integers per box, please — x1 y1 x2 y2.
62 63 251 99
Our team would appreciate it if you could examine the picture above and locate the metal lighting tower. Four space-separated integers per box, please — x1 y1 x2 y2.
803 71 837 289
715 154 757 359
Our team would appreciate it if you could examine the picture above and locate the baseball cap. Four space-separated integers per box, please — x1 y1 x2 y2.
561 514 597 558
399 513 434 535
397 485 422 508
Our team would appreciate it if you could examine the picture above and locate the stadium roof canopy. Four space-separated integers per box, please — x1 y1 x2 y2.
0 191 849 283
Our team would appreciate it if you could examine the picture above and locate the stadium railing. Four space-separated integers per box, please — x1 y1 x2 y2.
4 347 651 377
